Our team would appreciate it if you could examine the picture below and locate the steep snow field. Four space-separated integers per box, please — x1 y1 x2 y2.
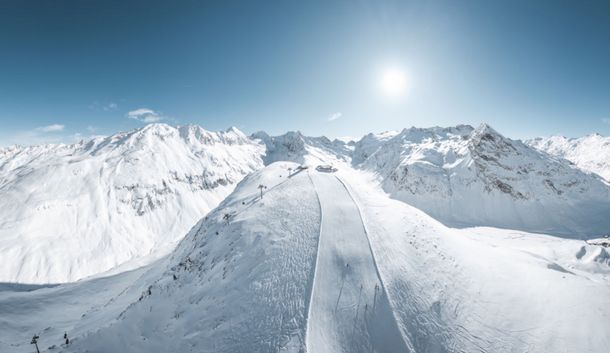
352 124 610 237
1 163 609 353
528 133 610 181
0 124 263 283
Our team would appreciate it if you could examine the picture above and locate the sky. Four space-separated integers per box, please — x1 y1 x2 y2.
0 0 609 146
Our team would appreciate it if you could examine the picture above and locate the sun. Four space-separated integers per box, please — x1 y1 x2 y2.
379 67 408 97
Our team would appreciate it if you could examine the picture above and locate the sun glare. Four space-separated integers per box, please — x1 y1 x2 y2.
379 67 408 98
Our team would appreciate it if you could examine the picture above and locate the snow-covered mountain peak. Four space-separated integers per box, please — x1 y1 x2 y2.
252 130 351 165
0 123 265 283
527 133 610 181
352 123 610 236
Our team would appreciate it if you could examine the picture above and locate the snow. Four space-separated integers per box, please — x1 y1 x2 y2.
3 123 609 284
0 123 264 283
252 130 351 166
65 162 322 353
306 172 406 352
2 123 610 352
527 133 610 181
352 124 610 237
2 162 609 352
339 169 610 352
0 260 164 352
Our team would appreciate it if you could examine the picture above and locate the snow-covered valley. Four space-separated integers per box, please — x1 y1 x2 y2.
1 123 609 352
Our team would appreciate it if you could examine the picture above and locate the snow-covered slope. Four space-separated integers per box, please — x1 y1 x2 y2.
70 162 325 352
252 130 352 166
0 123 264 283
4 122 608 284
344 171 610 353
3 163 609 353
352 124 610 237
527 133 610 181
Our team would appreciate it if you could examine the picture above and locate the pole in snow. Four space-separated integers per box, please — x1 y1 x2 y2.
31 335 40 353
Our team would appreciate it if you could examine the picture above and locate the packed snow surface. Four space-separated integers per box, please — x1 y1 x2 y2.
527 133 610 181
1 163 609 353
0 123 263 283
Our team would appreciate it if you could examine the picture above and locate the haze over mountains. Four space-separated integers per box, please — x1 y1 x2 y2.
1 123 609 353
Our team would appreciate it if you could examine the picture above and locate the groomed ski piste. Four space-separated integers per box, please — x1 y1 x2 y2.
1 162 609 353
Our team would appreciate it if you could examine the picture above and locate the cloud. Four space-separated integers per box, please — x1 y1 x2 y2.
127 108 164 123
1 124 68 147
602 118 610 124
89 101 118 111
103 102 118 111
36 124 65 132
328 112 342 122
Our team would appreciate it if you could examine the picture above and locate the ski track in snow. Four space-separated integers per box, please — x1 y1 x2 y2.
306 172 407 353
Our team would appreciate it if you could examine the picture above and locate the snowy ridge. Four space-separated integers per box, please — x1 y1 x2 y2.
2 122 610 284
252 130 352 166
0 123 264 283
70 162 322 352
3 163 608 353
64 164 411 353
351 124 610 237
527 133 610 181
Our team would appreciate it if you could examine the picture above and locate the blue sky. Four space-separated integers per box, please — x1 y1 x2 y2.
0 0 609 146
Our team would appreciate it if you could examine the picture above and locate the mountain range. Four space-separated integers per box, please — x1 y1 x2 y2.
1 123 609 284
1 123 609 352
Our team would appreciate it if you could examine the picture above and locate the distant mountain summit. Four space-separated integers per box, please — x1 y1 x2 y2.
350 124 610 236
527 133 610 181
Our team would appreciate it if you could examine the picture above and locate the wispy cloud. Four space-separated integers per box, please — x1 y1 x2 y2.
89 101 118 111
36 124 65 132
328 112 342 122
1 124 68 147
127 108 165 123
103 102 118 111
602 118 610 124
